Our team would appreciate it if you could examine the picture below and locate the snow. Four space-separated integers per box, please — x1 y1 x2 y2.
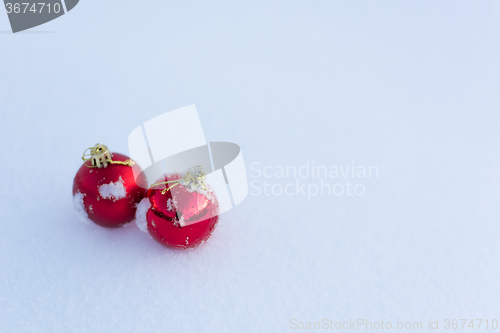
135 198 151 234
1 1 500 333
173 205 185 227
72 192 91 225
98 176 127 201
166 198 174 211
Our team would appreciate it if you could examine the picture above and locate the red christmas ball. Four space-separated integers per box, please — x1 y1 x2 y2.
73 151 147 228
145 174 219 249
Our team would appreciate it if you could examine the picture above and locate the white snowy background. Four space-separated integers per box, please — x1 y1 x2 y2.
1 1 500 332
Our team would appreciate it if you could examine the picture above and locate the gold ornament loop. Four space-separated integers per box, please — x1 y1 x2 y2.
81 143 135 168
151 166 207 194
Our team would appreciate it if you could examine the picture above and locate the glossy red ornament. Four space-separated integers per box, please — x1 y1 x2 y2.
73 152 147 228
146 174 219 249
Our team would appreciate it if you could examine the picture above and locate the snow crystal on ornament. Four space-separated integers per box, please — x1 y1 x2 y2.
166 198 174 211
98 176 127 201
135 198 151 233
73 192 92 225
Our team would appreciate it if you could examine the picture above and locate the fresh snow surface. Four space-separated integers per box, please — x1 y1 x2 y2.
1 2 500 332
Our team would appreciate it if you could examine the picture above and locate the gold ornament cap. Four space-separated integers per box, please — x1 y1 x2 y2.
150 166 208 195
82 143 113 168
